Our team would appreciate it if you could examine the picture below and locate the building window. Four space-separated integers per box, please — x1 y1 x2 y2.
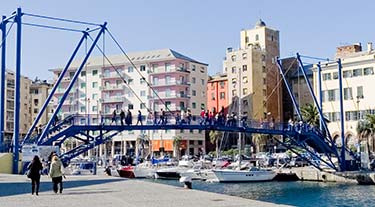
140 90 146 97
343 70 352 78
211 93 215 100
92 93 98 100
232 78 237 84
81 71 86 77
364 67 374 75
128 79 133 85
92 70 98 76
353 69 363 77
220 92 225 99
127 66 133 73
243 76 248 83
201 79 205 85
243 88 248 95
332 72 338 79
201 103 205 109
344 88 353 100
80 83 86 88
245 36 249 43
140 78 145 84
242 53 247 59
357 86 364 99
192 90 196 96
140 65 146 71
192 102 196 109
242 65 247 72
255 34 259 41
263 78 266 84
328 89 336 101
262 66 266 73
34 108 38 114
192 65 196 71
92 82 98 88
128 104 134 110
322 73 332 81
232 67 236 73
232 90 237 96
33 99 39 106
192 77 196 84
231 55 236 62
220 81 225 88
92 106 98 112
140 103 146 109
80 106 86 113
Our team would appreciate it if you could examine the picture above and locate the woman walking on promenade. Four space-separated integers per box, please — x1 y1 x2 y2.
27 155 43 195
49 156 64 194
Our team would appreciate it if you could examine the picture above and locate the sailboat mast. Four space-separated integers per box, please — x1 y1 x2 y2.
238 66 242 168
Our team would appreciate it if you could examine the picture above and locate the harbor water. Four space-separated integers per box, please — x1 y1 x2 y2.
149 179 375 207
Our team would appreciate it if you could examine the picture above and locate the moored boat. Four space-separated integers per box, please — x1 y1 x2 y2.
212 167 276 182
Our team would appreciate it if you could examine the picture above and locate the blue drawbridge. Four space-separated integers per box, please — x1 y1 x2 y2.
0 8 357 173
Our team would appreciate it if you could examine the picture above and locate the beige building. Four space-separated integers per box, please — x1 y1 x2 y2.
30 79 53 128
314 43 375 150
3 70 32 145
224 19 281 121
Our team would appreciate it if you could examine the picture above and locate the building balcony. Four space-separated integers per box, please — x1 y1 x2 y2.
100 85 125 91
152 80 190 87
149 67 190 75
102 97 127 104
148 93 190 100
100 71 127 79
154 104 183 111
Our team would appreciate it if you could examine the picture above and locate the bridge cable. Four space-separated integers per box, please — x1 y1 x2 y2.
86 34 153 114
105 28 173 114
0 21 15 50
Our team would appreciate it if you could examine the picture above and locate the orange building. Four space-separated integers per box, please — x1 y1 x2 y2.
207 74 228 114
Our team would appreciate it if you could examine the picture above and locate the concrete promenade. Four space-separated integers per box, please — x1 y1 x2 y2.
0 173 292 207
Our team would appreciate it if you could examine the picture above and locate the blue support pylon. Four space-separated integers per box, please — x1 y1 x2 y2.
337 59 346 171
13 7 22 174
0 16 7 152
38 23 107 145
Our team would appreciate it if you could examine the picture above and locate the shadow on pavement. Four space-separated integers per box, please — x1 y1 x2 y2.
0 178 126 197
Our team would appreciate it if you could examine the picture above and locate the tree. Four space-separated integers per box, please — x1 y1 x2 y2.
173 136 182 158
209 130 222 158
301 103 320 127
357 114 375 153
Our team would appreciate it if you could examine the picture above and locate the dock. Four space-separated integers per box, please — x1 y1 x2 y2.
0 174 291 207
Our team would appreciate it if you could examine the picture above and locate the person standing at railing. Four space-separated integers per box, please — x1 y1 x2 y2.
147 111 153 125
111 110 117 125
136 110 143 125
199 110 205 125
153 111 158 125
126 109 133 126
120 110 125 126
175 112 180 125
187 109 192 125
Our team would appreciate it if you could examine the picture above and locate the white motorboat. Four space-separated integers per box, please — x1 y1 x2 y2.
212 167 276 182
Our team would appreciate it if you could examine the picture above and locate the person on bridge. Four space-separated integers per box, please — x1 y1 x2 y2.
199 110 205 125
126 109 133 126
153 111 158 125
187 109 192 125
159 109 166 125
136 110 143 125
27 155 43 195
175 112 181 125
120 110 125 126
49 156 64 194
111 110 117 125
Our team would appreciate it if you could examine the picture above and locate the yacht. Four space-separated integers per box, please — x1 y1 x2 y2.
212 167 276 182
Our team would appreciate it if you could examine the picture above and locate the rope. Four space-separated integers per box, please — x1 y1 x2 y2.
87 34 152 114
105 28 172 114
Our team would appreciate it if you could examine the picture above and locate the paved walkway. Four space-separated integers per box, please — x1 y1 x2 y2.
0 174 292 207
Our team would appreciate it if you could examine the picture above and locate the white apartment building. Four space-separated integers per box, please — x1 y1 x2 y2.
51 49 208 158
314 43 375 150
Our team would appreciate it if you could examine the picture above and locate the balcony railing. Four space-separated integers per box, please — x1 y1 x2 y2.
149 66 190 74
102 97 127 103
148 93 190 99
100 71 127 79
100 85 125 91
152 80 190 87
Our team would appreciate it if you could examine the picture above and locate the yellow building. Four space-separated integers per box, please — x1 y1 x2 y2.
224 19 281 121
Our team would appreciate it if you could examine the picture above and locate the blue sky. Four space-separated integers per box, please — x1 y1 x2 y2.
0 0 374 80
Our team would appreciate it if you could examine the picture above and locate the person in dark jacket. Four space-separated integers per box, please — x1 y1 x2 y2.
27 155 43 195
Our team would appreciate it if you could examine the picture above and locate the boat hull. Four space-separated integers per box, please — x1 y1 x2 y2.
213 169 276 182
